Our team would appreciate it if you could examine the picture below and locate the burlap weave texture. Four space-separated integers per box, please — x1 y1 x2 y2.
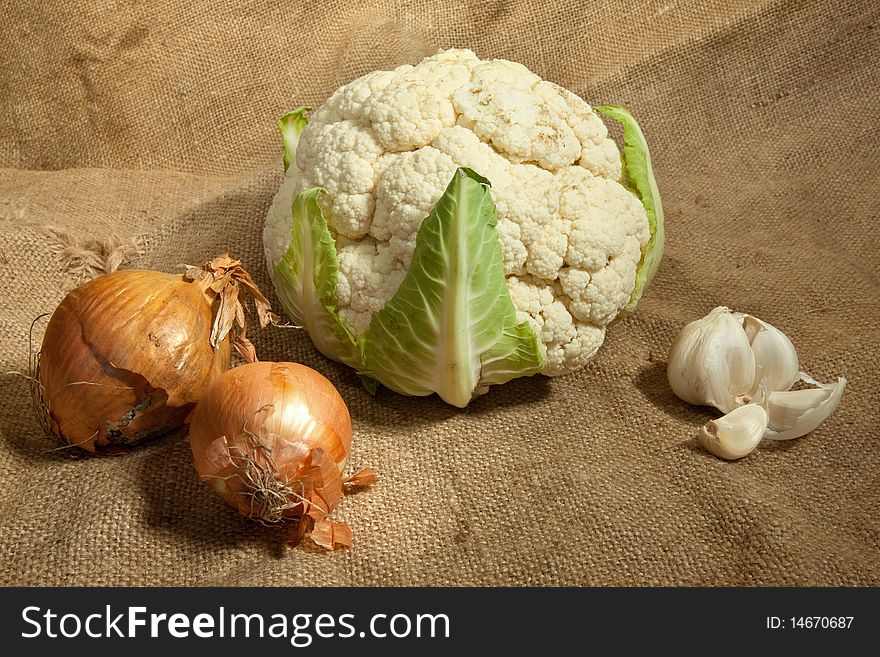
1 0 878 585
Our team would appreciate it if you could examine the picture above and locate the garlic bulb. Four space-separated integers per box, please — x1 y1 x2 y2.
667 306 755 413
668 307 847 460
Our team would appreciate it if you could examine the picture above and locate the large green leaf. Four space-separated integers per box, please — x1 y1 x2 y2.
360 168 544 407
596 105 665 314
274 187 360 368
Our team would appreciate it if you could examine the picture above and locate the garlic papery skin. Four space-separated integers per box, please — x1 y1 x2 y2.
698 403 769 460
764 374 847 441
742 315 800 392
667 306 756 414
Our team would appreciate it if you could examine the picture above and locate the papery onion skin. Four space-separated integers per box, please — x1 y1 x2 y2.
38 269 231 452
188 361 352 521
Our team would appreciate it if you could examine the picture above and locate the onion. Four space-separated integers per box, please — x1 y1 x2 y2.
188 361 375 549
34 254 276 453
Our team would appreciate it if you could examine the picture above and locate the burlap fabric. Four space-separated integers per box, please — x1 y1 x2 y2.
1 0 877 586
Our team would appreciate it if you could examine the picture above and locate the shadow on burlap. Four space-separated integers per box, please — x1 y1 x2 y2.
0 0 877 585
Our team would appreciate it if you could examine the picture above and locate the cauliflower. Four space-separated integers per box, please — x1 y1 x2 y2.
264 49 663 406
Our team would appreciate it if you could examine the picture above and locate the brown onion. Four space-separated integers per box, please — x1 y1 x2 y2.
35 254 276 453
188 361 374 549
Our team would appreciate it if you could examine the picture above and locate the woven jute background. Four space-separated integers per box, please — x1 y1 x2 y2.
1 0 878 585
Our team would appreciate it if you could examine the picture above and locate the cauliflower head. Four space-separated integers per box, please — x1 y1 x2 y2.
264 49 663 406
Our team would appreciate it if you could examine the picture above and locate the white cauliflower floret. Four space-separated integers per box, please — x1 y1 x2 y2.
372 147 459 266
330 69 399 122
266 48 650 376
507 275 606 375
432 126 513 190
263 169 300 280
524 219 568 280
297 120 383 239
452 84 582 170
496 164 557 249
335 236 406 334
536 81 623 179
363 82 456 152
558 168 649 325
495 220 527 276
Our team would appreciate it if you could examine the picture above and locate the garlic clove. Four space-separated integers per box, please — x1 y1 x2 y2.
698 403 769 460
764 374 847 441
742 314 800 392
667 306 756 414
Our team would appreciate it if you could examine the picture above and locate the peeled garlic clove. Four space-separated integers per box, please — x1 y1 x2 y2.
667 306 756 414
698 403 769 460
764 374 847 441
742 315 800 392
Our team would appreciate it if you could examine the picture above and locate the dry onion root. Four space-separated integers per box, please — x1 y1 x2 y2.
188 361 376 549
33 254 278 453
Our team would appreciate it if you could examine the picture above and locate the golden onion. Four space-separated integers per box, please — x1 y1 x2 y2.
35 254 275 453
188 361 374 549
